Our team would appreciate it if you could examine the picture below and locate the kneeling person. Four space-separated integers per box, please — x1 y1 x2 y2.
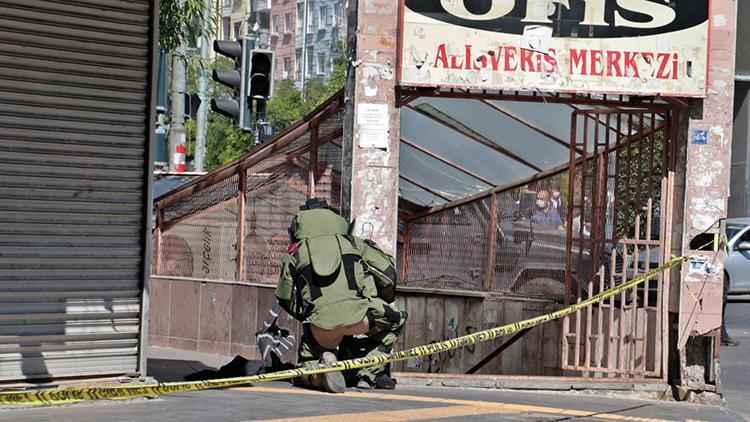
275 199 407 393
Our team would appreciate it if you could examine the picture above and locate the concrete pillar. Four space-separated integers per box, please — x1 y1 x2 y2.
340 0 400 254
678 0 737 391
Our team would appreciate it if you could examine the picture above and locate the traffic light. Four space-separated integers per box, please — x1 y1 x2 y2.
211 39 248 128
248 49 274 120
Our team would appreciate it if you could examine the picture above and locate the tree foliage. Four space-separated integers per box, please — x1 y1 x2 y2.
159 0 213 54
266 41 346 132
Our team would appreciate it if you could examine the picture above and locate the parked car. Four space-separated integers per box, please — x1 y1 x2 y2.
723 218 750 295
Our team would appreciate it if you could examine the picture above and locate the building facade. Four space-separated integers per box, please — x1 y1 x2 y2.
294 0 345 86
269 0 297 81
220 0 344 85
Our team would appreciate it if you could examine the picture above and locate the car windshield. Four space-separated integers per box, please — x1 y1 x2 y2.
726 223 748 240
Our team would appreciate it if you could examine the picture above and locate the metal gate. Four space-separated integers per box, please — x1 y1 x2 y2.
0 0 156 381
562 108 675 378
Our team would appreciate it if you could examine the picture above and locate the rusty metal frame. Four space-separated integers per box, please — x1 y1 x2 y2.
559 106 678 379
154 90 344 212
398 93 681 381
400 173 452 201
400 87 675 109
236 168 248 280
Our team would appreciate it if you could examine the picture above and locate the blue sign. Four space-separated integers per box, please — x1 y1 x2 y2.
690 130 709 145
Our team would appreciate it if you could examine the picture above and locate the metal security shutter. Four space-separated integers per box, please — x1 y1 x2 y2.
0 0 154 381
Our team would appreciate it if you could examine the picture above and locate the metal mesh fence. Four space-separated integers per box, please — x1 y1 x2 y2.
405 197 490 291
162 174 239 225
158 198 239 280
154 93 345 283
243 162 309 284
492 173 569 299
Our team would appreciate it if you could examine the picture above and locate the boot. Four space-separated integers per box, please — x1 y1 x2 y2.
316 351 346 393
722 336 741 347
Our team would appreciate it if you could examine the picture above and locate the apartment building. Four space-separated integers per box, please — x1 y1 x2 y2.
218 0 344 85
294 0 344 85
270 0 297 81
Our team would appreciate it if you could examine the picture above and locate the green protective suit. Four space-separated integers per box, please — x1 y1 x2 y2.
275 208 406 384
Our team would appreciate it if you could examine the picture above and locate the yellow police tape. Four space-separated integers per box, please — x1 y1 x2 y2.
0 256 688 407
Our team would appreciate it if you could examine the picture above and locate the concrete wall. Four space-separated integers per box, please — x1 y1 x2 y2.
148 276 301 362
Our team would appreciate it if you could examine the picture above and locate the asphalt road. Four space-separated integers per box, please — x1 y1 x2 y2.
722 299 750 419
0 306 748 422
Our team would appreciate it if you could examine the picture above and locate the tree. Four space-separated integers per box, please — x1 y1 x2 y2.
159 0 213 54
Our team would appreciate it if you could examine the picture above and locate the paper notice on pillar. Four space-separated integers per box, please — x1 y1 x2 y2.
399 0 710 97
357 103 390 149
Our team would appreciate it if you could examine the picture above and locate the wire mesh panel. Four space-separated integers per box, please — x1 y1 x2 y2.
315 140 342 211
154 92 345 284
491 173 569 298
162 174 239 224
405 198 490 291
243 163 309 284
158 198 239 281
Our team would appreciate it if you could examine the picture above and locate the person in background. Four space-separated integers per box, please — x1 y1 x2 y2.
532 190 563 229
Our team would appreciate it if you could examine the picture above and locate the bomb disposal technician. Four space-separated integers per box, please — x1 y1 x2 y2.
275 199 407 393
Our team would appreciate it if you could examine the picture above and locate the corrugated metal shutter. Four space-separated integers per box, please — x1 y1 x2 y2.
0 0 154 381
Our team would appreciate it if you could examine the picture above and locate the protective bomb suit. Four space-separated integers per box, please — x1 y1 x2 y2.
275 200 406 392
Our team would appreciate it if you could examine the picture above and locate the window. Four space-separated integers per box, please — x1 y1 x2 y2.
284 57 291 73
233 22 242 38
307 1 315 33
318 6 327 30
272 15 279 33
296 50 302 79
326 4 333 26
727 224 749 242
334 2 342 26
307 49 314 76
222 17 231 40
318 53 326 74
296 3 303 31
285 13 292 33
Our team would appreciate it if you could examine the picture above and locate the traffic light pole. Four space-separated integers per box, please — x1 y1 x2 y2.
168 50 187 172
168 0 187 172
194 0 212 172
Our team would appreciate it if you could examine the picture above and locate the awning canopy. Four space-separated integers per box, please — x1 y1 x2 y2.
398 95 664 207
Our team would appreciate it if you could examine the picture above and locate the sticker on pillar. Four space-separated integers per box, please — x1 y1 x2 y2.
358 103 390 149
690 130 709 145
689 256 710 273
522 25 553 54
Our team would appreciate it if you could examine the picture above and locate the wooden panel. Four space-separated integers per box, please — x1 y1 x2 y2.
391 295 408 372
480 300 505 375
520 302 544 375
443 298 464 374
424 296 446 374
403 296 426 372
462 297 484 372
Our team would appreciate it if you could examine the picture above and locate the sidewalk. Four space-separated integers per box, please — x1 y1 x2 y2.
0 346 743 422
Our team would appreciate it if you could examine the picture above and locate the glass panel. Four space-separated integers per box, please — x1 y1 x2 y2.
410 97 570 169
399 142 492 201
399 178 447 208
400 107 536 187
